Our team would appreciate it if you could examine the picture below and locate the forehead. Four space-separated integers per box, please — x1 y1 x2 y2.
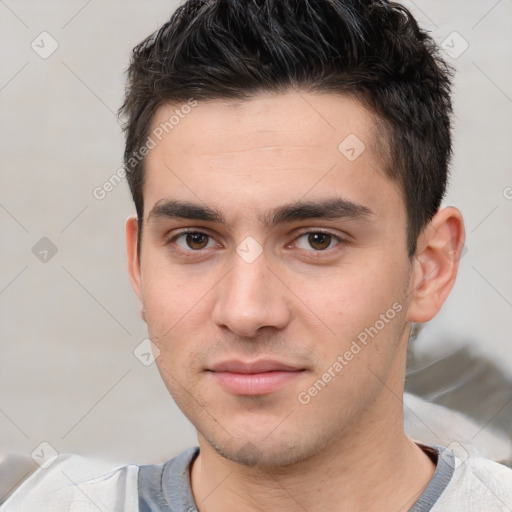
142 91 400 225
148 91 380 160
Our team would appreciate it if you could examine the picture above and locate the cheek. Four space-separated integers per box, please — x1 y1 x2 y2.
293 256 409 361
140 252 208 332
139 256 216 375
312 261 402 319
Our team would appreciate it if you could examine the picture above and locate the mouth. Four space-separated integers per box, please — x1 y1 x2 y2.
207 359 307 396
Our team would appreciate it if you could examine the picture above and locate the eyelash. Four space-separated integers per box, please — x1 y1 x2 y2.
165 229 344 258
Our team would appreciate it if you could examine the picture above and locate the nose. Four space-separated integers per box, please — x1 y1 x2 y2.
211 247 291 338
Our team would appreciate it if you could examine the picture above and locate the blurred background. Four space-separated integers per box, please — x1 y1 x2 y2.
1 0 511 466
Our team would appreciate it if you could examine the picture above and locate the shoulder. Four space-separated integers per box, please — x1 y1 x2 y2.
0 452 139 512
434 453 512 510
138 446 200 510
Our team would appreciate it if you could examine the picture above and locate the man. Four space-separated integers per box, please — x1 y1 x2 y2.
2 0 511 510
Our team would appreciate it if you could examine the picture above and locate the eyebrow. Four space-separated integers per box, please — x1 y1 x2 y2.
147 197 375 228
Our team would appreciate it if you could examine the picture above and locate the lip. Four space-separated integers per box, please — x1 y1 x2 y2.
207 359 306 395
209 359 303 373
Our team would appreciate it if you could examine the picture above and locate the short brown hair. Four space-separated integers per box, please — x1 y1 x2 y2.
119 0 454 257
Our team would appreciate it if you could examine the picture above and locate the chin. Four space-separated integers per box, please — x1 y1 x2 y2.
204 432 321 468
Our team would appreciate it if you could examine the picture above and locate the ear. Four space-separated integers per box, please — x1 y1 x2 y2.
407 207 465 323
126 215 146 323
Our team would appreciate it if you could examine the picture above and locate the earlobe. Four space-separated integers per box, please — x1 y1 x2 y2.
125 215 145 318
406 207 465 323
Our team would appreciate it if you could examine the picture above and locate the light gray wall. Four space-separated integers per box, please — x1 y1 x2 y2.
1 1 511 465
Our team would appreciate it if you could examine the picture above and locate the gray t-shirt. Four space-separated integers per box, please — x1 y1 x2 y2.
134 444 479 511
2 443 512 510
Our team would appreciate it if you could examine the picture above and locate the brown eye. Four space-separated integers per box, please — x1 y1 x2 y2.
307 233 332 250
185 233 210 250
294 231 341 252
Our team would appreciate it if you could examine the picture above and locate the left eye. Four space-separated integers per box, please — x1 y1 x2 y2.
294 232 340 251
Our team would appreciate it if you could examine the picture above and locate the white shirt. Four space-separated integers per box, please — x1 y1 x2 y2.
1 442 511 511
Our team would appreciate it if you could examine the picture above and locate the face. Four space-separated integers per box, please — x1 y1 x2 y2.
127 92 416 467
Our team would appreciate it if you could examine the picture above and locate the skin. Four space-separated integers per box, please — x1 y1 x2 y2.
126 91 465 511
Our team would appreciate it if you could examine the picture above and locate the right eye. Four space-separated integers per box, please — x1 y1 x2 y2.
168 231 218 251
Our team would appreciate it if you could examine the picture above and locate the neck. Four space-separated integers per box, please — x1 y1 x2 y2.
190 388 435 512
